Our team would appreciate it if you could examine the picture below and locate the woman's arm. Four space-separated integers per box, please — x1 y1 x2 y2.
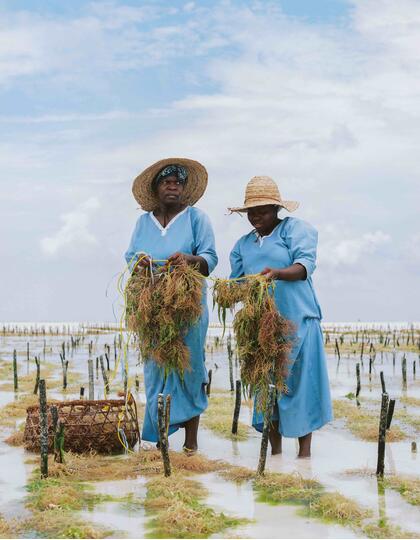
261 263 307 281
125 217 150 272
229 238 244 279
262 219 318 282
170 208 217 277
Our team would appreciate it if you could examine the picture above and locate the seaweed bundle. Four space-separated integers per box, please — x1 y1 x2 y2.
212 279 244 329
213 277 294 410
125 261 203 377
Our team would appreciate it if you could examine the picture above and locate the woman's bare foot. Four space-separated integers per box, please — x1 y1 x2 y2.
269 421 282 455
298 432 312 458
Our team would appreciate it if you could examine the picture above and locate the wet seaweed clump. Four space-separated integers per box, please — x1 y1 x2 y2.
213 276 295 410
145 473 245 538
0 514 14 539
255 471 323 504
212 279 244 328
126 260 203 377
333 400 406 442
383 475 420 506
22 473 116 539
308 492 371 525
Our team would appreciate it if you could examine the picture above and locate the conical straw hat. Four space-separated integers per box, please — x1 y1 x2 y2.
132 157 208 211
228 176 299 213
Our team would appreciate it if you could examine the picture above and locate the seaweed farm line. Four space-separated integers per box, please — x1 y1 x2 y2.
2 320 420 335
0 323 419 539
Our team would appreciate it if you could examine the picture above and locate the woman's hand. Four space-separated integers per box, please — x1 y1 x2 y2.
168 252 209 276
168 252 191 266
133 254 151 273
261 267 281 280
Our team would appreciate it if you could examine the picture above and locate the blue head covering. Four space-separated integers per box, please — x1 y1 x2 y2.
152 164 188 190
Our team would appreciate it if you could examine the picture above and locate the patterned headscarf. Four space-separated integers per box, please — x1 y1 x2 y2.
152 164 188 190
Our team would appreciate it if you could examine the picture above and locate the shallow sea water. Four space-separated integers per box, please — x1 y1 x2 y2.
0 326 419 538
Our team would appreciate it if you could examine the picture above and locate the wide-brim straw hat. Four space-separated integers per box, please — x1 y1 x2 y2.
132 157 208 211
228 176 299 213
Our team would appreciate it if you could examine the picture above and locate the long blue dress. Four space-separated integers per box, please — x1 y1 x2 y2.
125 206 218 442
229 217 332 438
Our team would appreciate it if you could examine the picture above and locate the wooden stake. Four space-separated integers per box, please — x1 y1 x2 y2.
386 399 395 430
13 349 18 392
157 393 171 477
50 405 64 464
257 384 276 476
228 345 234 392
402 355 407 388
356 363 361 397
39 379 49 478
376 392 389 477
232 380 242 435
335 339 341 360
380 371 386 394
88 358 94 400
165 395 171 437
206 369 212 397
62 360 68 390
54 420 65 463
100 355 109 396
51 404 58 433
34 356 40 395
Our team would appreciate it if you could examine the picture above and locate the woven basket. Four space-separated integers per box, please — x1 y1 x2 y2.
23 396 140 454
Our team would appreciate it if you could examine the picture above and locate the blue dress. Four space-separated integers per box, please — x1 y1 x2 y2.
125 206 218 442
229 217 332 438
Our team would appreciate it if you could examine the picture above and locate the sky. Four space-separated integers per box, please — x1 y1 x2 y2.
1 0 419 323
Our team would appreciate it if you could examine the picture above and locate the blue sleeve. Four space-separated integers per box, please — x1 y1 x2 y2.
229 239 245 279
284 218 318 278
124 216 143 269
191 209 218 274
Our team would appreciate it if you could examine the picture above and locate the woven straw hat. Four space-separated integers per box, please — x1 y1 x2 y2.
132 157 208 211
229 176 299 213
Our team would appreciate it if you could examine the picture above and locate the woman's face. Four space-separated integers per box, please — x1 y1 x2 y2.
247 205 278 235
156 175 185 206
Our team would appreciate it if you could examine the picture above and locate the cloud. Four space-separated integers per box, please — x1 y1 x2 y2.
0 2 230 88
318 227 391 268
403 232 420 268
40 198 101 256
0 110 138 124
1 0 419 320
